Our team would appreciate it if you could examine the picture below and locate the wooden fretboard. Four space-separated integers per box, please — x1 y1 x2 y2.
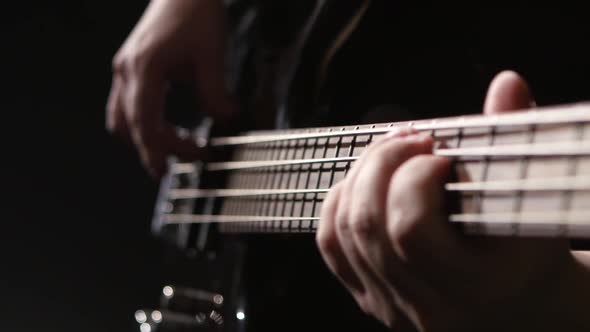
155 102 590 239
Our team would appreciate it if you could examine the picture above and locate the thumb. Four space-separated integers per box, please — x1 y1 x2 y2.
483 70 535 115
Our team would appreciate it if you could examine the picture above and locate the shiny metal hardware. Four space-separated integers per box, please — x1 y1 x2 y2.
134 308 223 332
134 285 225 331
160 285 224 313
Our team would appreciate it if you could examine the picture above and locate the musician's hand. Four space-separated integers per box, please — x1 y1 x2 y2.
106 0 236 178
317 71 583 331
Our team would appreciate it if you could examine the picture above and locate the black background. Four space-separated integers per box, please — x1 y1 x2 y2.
4 1 590 331
2 2 168 331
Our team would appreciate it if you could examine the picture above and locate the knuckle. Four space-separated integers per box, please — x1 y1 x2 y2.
354 294 372 315
387 209 423 260
112 54 124 73
317 183 343 254
349 215 371 236
316 226 338 255
349 209 379 237
335 209 350 233
113 49 152 76
125 52 146 74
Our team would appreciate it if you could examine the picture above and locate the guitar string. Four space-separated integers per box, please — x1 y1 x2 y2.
166 175 590 200
170 140 590 173
164 105 590 234
162 211 590 226
208 103 590 146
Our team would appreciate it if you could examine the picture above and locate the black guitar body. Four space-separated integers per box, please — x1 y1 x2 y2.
152 228 389 332
242 235 389 332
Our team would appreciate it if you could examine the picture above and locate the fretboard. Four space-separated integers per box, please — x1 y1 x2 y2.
156 102 590 239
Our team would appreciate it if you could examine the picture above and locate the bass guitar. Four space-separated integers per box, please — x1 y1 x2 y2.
135 102 590 332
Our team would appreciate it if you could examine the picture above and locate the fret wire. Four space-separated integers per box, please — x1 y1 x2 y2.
265 140 283 232
279 138 299 229
232 150 246 232
476 126 495 231
289 137 306 226
237 172 248 225
562 122 586 218
220 159 232 219
244 149 253 231
346 126 362 176
224 150 242 232
245 148 258 217
273 137 291 232
231 171 243 217
298 135 320 232
296 134 310 232
256 142 275 231
217 155 231 233
236 148 248 232
328 129 345 188
251 142 264 231
209 103 590 146
455 126 464 149
453 125 464 218
513 124 537 235
311 130 336 223
364 125 376 170
244 147 259 218
228 151 239 226
429 120 437 138
235 149 252 219
310 130 333 226
254 143 269 232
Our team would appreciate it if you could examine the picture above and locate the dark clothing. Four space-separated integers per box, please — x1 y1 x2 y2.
241 2 590 332
285 1 590 128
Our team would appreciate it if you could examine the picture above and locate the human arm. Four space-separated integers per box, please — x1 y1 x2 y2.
316 71 590 331
106 0 236 178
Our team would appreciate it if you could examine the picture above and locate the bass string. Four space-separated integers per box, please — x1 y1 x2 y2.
208 102 590 146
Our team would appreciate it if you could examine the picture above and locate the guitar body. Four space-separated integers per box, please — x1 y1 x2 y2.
238 236 388 331
136 1 590 331
152 228 389 332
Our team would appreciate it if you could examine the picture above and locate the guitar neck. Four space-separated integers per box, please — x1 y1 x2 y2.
158 102 590 239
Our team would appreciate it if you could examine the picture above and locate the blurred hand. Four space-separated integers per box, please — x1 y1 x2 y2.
106 0 236 178
316 71 577 331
